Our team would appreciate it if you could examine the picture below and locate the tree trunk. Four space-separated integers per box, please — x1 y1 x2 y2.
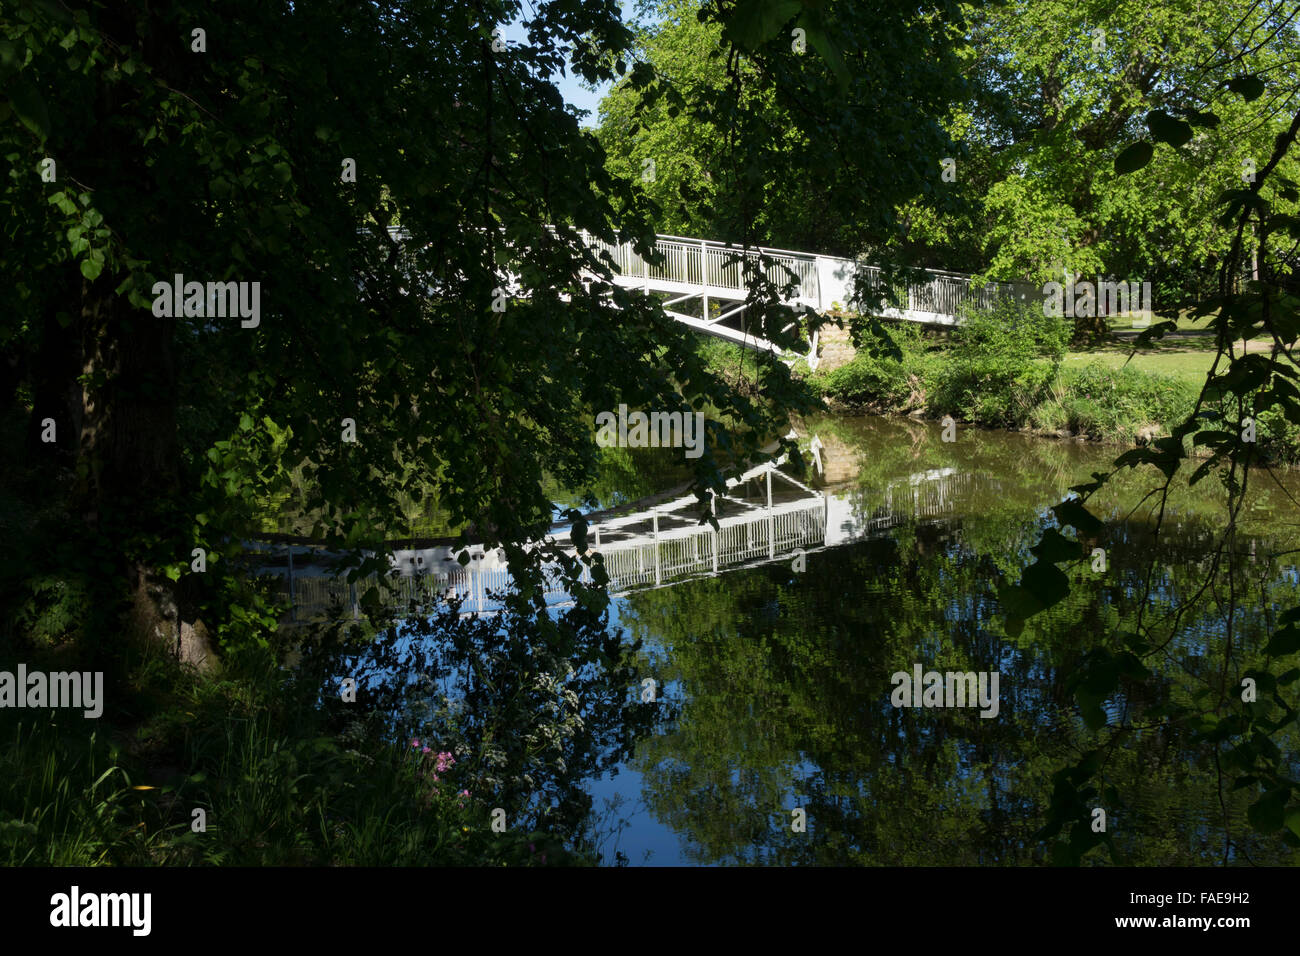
76 281 218 672
1071 313 1110 346
25 263 86 464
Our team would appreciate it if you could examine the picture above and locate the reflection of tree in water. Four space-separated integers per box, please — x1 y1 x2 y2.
298 575 667 857
619 505 1300 865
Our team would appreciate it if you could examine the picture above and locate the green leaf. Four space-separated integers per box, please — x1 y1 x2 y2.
998 583 1038 620
48 191 76 215
1031 527 1081 563
8 79 51 139
1265 625 1300 656
1247 788 1288 832
79 257 103 281
1192 429 1234 448
1020 559 1070 612
1181 109 1220 129
723 0 802 49
1114 141 1153 175
800 9 850 89
1187 459 1215 487
1146 111 1192 147
1051 498 1102 535
1286 807 1300 839
1113 651 1150 680
1227 74 1265 101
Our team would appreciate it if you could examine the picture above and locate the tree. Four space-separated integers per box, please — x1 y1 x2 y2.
896 0 1300 316
596 0 974 257
0 0 817 664
998 38 1300 856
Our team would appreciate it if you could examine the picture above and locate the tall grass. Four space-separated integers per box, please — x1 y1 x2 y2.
0 644 583 866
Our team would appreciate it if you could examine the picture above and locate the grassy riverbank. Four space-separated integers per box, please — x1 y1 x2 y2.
806 304 1300 465
0 631 587 866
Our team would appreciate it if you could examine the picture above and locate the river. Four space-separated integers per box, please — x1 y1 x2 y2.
333 414 1300 865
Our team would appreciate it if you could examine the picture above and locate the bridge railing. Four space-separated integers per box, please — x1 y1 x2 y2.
281 562 580 621
581 231 820 303
272 497 827 620
266 465 981 624
387 224 1043 326
855 266 1040 319
599 498 826 589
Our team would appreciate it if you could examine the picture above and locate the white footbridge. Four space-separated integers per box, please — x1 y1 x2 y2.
578 231 1037 354
388 226 1039 361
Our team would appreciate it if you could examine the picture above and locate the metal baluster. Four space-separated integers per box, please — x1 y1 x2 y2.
700 240 709 321
653 513 660 585
767 469 775 559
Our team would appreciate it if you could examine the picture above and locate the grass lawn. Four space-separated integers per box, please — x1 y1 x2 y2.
1066 337 1295 386
1072 305 1290 385
1103 309 1213 333
1062 348 1219 385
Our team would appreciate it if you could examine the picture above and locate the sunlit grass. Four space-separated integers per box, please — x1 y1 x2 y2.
1062 348 1219 385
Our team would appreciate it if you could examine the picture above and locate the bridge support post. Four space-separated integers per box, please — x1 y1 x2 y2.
652 513 661 585
701 240 709 321
824 492 830 548
767 469 775 559
710 489 719 572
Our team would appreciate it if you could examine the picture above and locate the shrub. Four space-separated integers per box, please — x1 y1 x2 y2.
930 298 1069 426
1252 405 1300 464
813 320 928 409
955 295 1072 363
1047 362 1198 439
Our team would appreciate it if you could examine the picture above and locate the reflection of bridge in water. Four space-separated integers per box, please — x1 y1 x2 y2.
262 460 975 623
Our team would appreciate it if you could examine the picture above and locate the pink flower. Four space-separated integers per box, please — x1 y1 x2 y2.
436 751 456 773
421 746 431 753
458 789 470 797
410 738 419 748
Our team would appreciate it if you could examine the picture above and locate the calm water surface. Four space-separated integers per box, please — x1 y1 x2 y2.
572 416 1300 865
